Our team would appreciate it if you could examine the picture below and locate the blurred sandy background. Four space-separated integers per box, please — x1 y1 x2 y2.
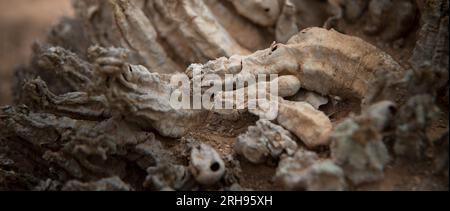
0 0 73 105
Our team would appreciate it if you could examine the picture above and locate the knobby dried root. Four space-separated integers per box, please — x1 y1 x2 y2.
193 27 404 100
0 0 447 191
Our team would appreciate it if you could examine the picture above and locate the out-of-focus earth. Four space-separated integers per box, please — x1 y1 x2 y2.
0 0 73 105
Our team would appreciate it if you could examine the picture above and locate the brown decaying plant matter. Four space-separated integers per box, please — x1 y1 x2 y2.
0 0 448 191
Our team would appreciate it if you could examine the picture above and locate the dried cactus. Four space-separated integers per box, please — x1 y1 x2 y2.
330 101 396 185
275 149 346 191
235 119 297 164
62 176 132 191
0 0 447 191
189 143 225 185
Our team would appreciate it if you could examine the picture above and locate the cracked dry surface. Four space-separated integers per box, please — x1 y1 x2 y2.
0 0 448 191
